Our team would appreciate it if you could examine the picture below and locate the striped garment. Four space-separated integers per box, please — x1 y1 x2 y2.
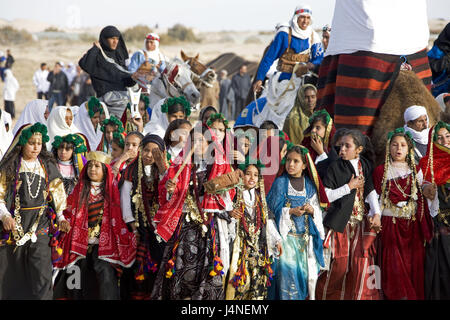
88 198 104 228
316 49 432 134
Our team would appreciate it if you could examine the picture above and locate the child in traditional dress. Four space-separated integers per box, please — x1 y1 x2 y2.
151 124 236 300
119 134 167 300
53 151 136 300
373 128 433 300
97 115 125 154
111 131 144 180
226 158 282 300
267 145 329 300
0 123 69 299
301 110 335 179
52 133 87 195
420 121 450 299
316 129 381 300
163 119 192 165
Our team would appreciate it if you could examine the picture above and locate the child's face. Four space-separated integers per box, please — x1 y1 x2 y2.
91 112 101 130
339 135 363 160
389 135 409 163
87 160 104 182
238 137 250 156
310 120 326 139
65 109 73 127
170 123 192 147
436 127 450 148
210 120 226 142
193 132 208 157
57 143 74 162
111 141 123 160
285 151 306 178
105 124 117 144
142 142 158 166
124 135 141 159
243 165 259 189
168 110 185 123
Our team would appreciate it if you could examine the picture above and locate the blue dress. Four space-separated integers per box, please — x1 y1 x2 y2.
266 173 324 300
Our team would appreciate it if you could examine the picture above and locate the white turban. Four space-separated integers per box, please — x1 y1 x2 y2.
404 105 428 124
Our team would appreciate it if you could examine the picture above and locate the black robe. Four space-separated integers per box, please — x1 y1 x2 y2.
322 156 374 233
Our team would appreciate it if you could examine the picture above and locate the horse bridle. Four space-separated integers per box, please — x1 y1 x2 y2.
160 63 193 98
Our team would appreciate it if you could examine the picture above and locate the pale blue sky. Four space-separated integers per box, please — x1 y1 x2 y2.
1 0 449 32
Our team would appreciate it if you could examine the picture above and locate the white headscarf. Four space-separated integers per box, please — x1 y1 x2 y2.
73 101 110 151
2 111 13 151
277 4 319 42
436 93 450 113
141 33 165 65
46 106 81 150
403 105 429 145
0 111 12 160
13 99 48 135
143 98 168 139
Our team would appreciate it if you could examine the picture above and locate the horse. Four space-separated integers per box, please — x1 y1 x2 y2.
148 57 201 109
180 50 217 90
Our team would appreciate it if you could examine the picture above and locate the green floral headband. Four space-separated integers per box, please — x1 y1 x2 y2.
112 132 125 149
281 144 308 165
101 115 124 134
52 134 87 154
161 96 191 117
433 121 450 142
206 113 229 128
308 109 331 125
387 127 416 146
238 156 265 172
18 123 49 146
87 97 104 118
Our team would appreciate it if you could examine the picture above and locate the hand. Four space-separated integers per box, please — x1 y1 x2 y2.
303 204 314 215
289 206 305 217
369 214 382 233
166 179 176 194
253 80 263 93
306 62 315 70
310 134 324 155
122 149 137 162
1 216 15 232
294 64 309 77
423 183 437 200
233 150 245 163
280 143 288 160
348 174 364 191
131 116 144 132
276 242 283 257
59 220 71 233
230 209 243 219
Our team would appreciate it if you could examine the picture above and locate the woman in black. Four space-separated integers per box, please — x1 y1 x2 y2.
79 26 136 117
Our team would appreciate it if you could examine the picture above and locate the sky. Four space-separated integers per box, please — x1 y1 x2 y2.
1 0 449 32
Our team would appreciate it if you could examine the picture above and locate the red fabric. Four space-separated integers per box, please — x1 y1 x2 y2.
372 164 433 299
316 218 380 300
419 126 450 186
54 164 137 269
154 127 235 242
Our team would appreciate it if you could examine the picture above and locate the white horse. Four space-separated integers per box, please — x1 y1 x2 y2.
148 57 201 109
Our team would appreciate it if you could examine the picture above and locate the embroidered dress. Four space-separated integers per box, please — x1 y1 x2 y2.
0 159 66 300
225 188 281 300
267 174 325 300
373 163 432 300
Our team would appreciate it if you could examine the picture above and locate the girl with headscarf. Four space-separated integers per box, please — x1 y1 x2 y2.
151 125 236 300
96 115 125 154
78 25 136 117
118 134 167 300
428 23 450 97
73 97 110 151
0 123 69 299
12 99 49 136
46 106 80 150
53 151 136 300
283 84 318 145
420 121 450 299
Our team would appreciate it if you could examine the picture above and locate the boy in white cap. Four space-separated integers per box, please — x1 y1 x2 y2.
403 105 430 163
